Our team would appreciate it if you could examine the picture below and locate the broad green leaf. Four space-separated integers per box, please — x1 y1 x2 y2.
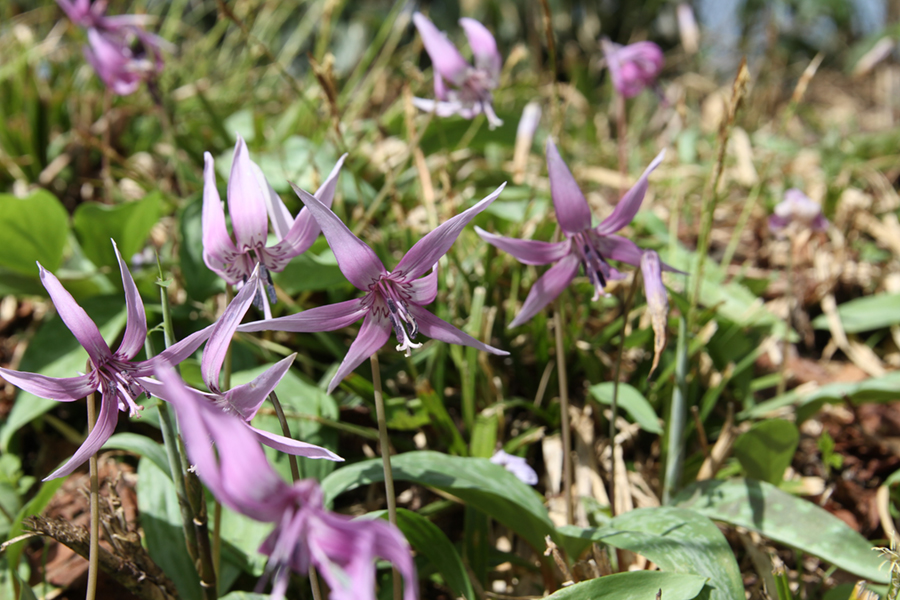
102 433 171 479
544 571 707 600
178 197 223 301
322 451 554 551
368 508 475 600
72 192 162 270
589 382 663 434
558 507 742 600
672 478 889 583
0 296 127 452
272 243 346 294
0 190 68 275
732 420 798 484
811 294 900 333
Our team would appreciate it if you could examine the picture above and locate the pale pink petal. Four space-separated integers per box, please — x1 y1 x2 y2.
44 392 119 480
228 136 270 252
326 312 391 394
509 253 580 328
595 149 665 235
395 183 506 281
39 263 111 367
596 235 684 273
112 240 147 360
201 268 260 393
219 353 294 421
460 18 502 83
237 298 367 334
546 138 592 235
641 250 669 377
289 185 386 290
0 368 95 402
475 226 571 265
411 97 469 118
413 12 471 86
249 424 343 461
406 267 438 305
409 305 508 356
136 324 214 376
202 151 240 280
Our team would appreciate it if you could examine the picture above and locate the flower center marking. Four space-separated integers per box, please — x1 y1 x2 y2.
572 231 612 301
375 277 421 356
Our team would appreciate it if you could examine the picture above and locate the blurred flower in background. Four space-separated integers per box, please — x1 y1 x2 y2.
601 38 664 99
769 188 829 236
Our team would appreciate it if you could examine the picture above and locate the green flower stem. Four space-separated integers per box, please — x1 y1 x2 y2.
371 352 402 600
212 284 235 579
553 301 573 525
777 250 795 397
662 316 689 504
85 373 100 600
269 391 300 483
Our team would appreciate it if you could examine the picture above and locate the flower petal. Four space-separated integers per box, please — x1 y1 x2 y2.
0 368 95 402
39 263 111 367
201 268 260 393
641 250 669 377
137 324 215 376
289 184 386 290
44 391 119 480
202 151 240 280
546 138 592 235
509 253 580 328
413 12 471 86
112 240 147 360
237 298 367 334
595 149 665 235
219 353 295 421
597 235 685 273
459 18 502 83
249 424 343 461
395 183 506 281
411 97 469 118
409 305 508 356
264 154 348 272
326 311 391 394
228 136 270 252
475 226 571 265
406 266 438 305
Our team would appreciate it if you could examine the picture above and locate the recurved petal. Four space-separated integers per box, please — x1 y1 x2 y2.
137 324 215 376
326 311 391 394
597 235 685 273
228 136 270 252
290 185 386 290
509 252 580 328
411 97 468 118
219 353 295 421
395 183 506 281
406 266 438 305
413 12 471 86
44 391 119 480
409 305 509 356
249 424 343 461
0 367 95 402
460 18 502 82
112 240 147 360
202 152 239 273
595 149 665 235
475 226 571 265
640 250 669 377
257 161 293 242
39 263 111 367
237 298 367 334
546 138 592 235
201 268 260 393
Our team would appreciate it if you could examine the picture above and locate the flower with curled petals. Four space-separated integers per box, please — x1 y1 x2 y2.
140 267 342 462
601 39 664 99
158 366 416 600
476 139 680 330
412 12 504 129
769 189 829 236
202 135 346 318
490 449 538 485
238 182 509 393
0 241 211 479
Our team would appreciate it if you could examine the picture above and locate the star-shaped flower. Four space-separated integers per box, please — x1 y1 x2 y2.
238 182 509 393
601 39 664 99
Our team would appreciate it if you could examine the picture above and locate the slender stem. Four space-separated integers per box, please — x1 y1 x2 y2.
212 285 235 578
662 316 689 503
553 302 573 525
616 94 627 197
309 565 324 600
85 379 99 600
777 249 795 396
270 391 301 483
608 273 641 517
371 352 402 600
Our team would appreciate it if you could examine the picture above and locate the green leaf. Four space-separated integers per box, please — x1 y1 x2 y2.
558 507 743 600
0 190 68 275
589 382 663 434
72 192 162 270
0 296 127 452
544 571 707 600
368 508 475 600
219 594 271 600
811 294 900 333
672 478 890 583
102 433 171 479
178 196 223 301
272 243 346 294
732 420 799 484
322 451 554 551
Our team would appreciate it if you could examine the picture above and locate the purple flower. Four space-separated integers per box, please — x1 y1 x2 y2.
490 449 538 485
140 267 342 461
601 39 664 99
476 139 678 329
769 189 829 236
57 0 170 95
640 250 669 375
157 366 417 600
0 242 211 479
412 13 504 129
238 182 509 393
202 136 346 318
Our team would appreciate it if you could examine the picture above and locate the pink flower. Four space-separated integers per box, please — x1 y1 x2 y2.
412 13 504 129
490 450 538 485
601 39 664 99
769 189 829 236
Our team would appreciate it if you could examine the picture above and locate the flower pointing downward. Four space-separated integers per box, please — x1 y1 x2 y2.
239 182 509 393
